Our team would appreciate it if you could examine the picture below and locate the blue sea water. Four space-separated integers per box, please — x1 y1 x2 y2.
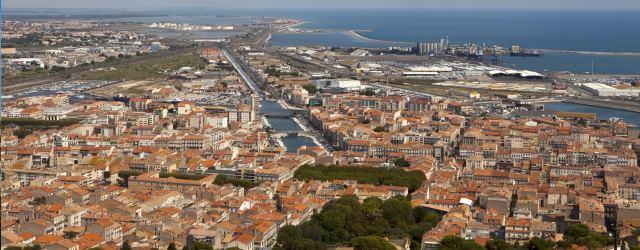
267 10 640 51
498 51 640 74
265 9 640 74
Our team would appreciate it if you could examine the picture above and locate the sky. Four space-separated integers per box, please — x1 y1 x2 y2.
4 0 640 10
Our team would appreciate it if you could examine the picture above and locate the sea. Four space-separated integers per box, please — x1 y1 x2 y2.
265 9 640 75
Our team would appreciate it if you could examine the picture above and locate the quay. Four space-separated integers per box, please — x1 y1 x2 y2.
563 98 640 113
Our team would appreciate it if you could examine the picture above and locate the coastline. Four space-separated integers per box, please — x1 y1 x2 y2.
346 30 415 46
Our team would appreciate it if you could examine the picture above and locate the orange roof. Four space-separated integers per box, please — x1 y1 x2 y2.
36 234 64 245
77 233 104 250
235 233 254 244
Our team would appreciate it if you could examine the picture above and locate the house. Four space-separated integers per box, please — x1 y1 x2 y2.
505 217 531 243
85 219 122 242
1 230 30 248
60 205 88 227
226 234 254 250
18 218 58 236
44 239 79 250
531 221 557 240
186 229 221 250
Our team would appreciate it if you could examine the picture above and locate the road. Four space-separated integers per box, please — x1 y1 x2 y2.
221 47 264 98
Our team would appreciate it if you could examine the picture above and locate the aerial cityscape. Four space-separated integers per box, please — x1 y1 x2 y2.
1 1 640 250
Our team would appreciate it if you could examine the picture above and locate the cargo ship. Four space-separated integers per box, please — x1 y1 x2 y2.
510 49 543 57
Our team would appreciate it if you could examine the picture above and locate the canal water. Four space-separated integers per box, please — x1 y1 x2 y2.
545 102 640 126
261 100 317 152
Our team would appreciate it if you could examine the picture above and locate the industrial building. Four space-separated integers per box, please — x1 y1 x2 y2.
311 79 364 92
580 82 640 97
488 70 544 79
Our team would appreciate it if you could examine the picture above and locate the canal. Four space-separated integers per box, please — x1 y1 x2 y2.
222 48 320 153
261 100 318 152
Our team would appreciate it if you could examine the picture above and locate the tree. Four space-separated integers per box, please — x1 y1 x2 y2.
485 239 513 250
360 89 376 96
214 175 254 189
13 128 32 139
51 66 66 72
31 196 46 205
321 209 347 231
191 242 212 250
509 192 518 217
64 231 79 239
167 242 177 250
363 197 384 217
437 235 484 250
276 225 303 249
373 126 387 133
121 241 131 250
274 195 442 249
566 223 590 239
302 84 319 94
393 157 411 168
525 237 554 250
413 207 440 226
564 223 612 249
353 236 395 250
295 238 325 250
294 164 426 192
380 196 412 227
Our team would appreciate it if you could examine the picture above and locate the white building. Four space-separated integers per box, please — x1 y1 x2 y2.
43 106 75 120
311 79 363 91
581 82 640 97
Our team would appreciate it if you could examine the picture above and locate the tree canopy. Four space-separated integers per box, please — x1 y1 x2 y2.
437 235 484 250
294 164 425 192
275 195 442 250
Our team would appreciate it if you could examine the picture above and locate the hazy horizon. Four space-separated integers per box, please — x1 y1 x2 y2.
4 0 640 11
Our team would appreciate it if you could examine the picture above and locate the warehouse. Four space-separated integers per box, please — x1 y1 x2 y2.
581 82 640 97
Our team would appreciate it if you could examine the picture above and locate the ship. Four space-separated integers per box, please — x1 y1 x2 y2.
510 49 543 57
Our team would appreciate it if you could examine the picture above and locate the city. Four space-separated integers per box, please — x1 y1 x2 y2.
1 2 640 250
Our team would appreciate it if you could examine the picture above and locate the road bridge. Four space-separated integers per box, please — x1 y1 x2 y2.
271 131 320 140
